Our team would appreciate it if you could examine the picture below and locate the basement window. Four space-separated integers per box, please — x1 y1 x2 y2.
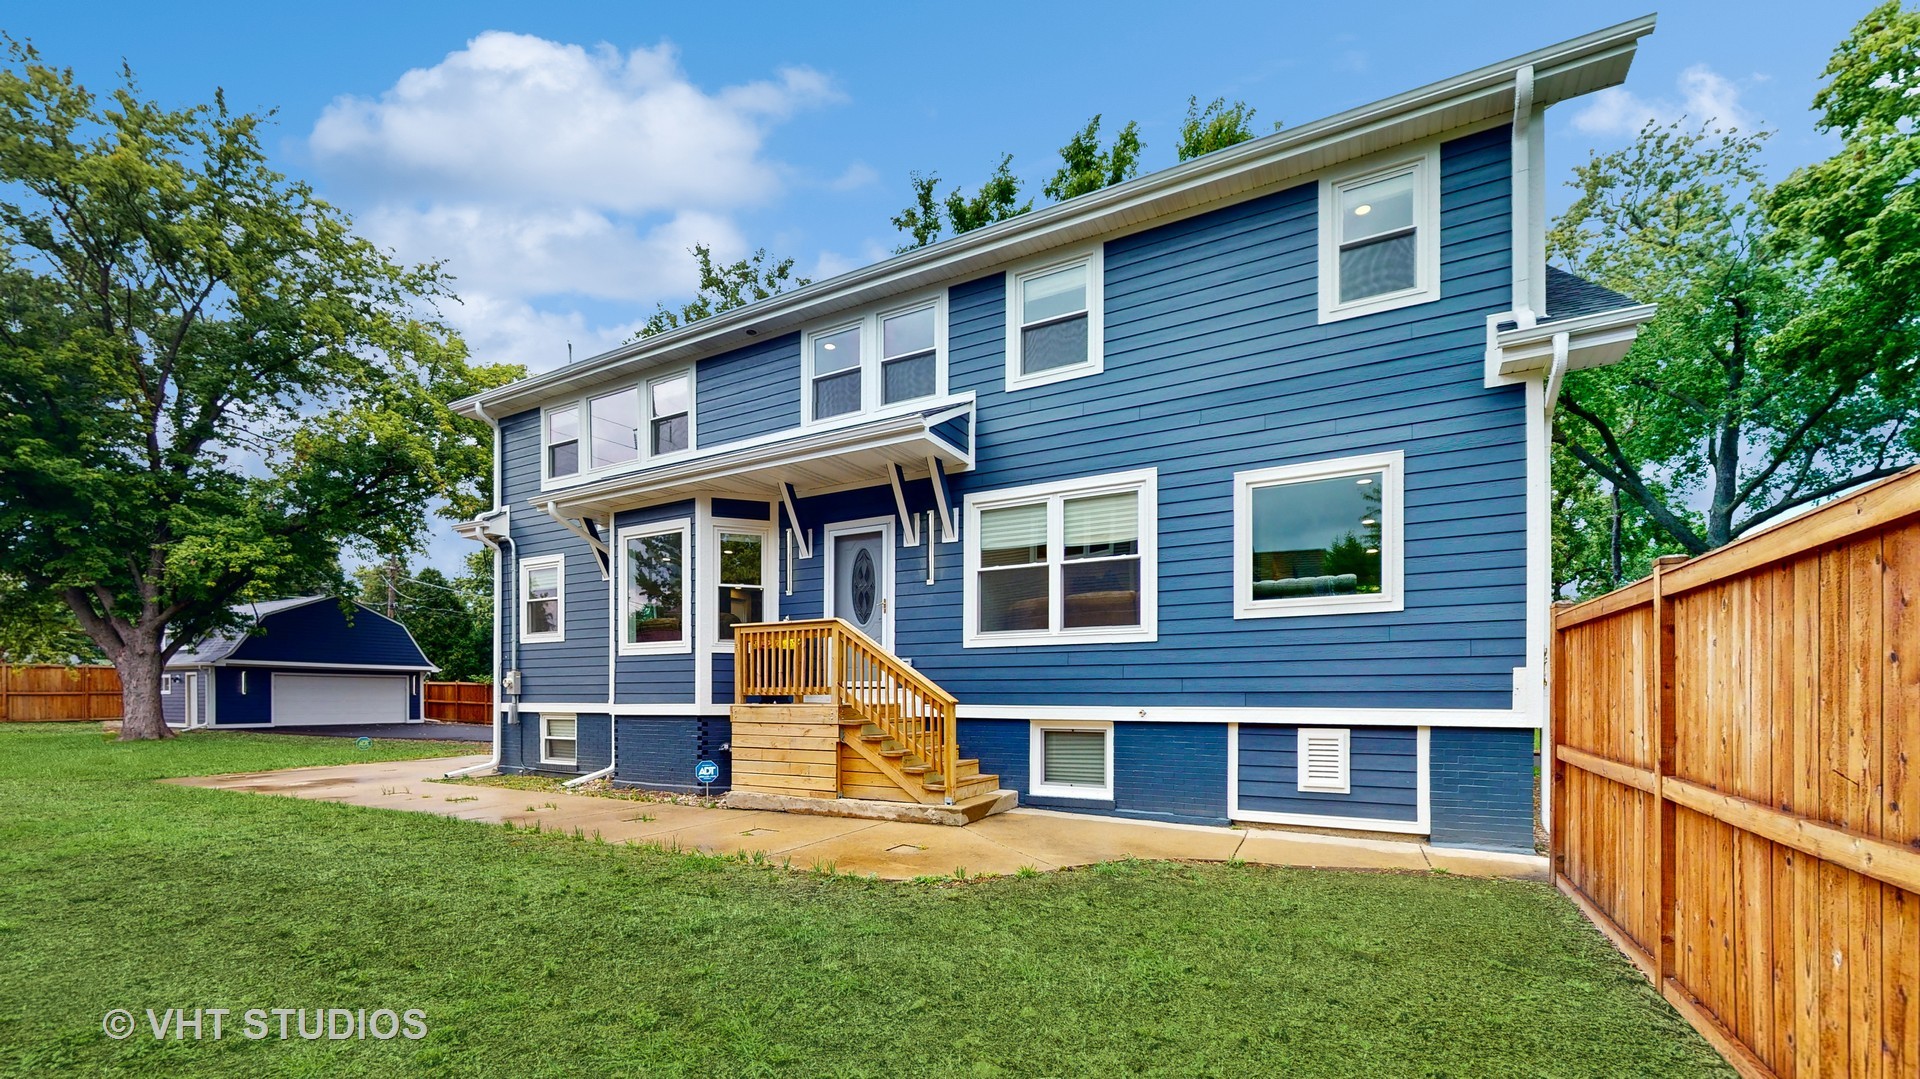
542 714 578 766
1029 721 1114 800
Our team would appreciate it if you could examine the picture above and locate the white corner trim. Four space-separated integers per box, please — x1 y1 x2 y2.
1004 242 1105 392
614 519 693 656
962 467 1158 649
1317 142 1442 324
1028 719 1115 801
1232 451 1406 619
518 553 566 644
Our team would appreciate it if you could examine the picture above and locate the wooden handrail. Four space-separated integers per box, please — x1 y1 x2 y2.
734 619 960 802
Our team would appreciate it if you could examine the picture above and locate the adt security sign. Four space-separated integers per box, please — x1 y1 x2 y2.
694 759 720 786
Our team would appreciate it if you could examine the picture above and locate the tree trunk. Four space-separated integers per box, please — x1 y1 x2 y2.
115 640 173 741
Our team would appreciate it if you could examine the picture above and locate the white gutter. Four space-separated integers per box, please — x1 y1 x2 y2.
446 403 509 780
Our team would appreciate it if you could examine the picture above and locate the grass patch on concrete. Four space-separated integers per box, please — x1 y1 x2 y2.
0 723 1729 1077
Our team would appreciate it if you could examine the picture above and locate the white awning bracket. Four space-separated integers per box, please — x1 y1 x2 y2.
889 463 922 548
927 455 957 543
539 501 611 580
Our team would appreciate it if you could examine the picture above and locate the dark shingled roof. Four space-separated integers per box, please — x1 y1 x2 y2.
1543 265 1642 322
168 596 334 665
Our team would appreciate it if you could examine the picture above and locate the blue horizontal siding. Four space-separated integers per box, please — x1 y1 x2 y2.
501 408 609 702
1236 724 1419 822
696 333 802 447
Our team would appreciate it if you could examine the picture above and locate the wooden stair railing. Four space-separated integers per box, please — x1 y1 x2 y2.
735 619 960 802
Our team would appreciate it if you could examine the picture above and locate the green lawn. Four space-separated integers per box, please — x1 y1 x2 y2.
0 723 1728 1077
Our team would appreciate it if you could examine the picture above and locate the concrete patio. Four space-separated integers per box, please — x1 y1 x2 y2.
170 754 1548 882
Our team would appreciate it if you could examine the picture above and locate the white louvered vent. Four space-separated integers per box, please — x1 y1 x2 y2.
1297 728 1351 794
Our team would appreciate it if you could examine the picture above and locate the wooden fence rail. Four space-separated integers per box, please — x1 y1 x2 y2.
0 665 123 722
423 681 492 724
1552 466 1920 1077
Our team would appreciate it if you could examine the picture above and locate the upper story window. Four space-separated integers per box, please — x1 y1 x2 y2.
1005 244 1104 391
1233 451 1405 619
520 554 566 643
803 294 948 425
543 367 695 484
1318 147 1440 323
963 468 1157 648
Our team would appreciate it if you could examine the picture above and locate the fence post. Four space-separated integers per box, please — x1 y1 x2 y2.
1549 600 1572 872
1651 553 1687 988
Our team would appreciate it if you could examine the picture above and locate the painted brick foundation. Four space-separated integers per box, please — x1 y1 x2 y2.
1428 727 1536 852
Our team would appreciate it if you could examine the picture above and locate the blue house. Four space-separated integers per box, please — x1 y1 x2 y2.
449 19 1658 852
162 597 436 729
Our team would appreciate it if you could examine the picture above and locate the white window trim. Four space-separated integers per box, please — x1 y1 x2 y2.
1233 450 1405 619
801 292 949 427
963 467 1158 648
1296 727 1352 794
539 366 697 489
160 675 173 696
539 712 579 767
519 553 567 644
1317 145 1441 324
1028 719 1115 801
616 520 692 656
709 517 778 653
1004 243 1104 392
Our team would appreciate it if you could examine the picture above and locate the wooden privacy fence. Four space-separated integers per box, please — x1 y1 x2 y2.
1552 467 1920 1078
423 681 492 724
0 665 122 721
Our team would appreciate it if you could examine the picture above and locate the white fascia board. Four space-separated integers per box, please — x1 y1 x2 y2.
453 17 1655 421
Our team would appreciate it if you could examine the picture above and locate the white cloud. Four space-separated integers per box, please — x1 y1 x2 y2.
1572 64 1758 137
308 32 840 372
312 32 837 213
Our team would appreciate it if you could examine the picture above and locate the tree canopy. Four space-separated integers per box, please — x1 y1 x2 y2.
636 244 810 338
1548 4 1920 594
0 43 518 736
891 96 1268 251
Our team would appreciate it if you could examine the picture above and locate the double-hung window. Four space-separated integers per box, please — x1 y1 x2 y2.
965 469 1157 647
543 367 695 483
1233 451 1405 618
804 296 947 424
1005 245 1103 390
547 407 581 478
648 373 691 456
1318 147 1439 322
714 524 773 644
619 523 689 654
520 554 565 643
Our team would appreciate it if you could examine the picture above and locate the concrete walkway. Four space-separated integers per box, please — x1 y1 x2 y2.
170 755 1547 883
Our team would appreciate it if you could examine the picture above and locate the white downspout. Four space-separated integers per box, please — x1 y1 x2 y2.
447 403 509 779
1532 332 1570 837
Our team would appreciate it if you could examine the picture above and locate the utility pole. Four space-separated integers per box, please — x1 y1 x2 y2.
1609 485 1623 588
386 555 398 620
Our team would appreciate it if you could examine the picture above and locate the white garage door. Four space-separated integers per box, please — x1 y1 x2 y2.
271 673 411 726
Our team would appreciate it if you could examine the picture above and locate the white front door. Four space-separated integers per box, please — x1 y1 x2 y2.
271 672 411 725
827 524 891 648
185 672 199 728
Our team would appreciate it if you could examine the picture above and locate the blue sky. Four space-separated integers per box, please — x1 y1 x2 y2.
6 1 1871 569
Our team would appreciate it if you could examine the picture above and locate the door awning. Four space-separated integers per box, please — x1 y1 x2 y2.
537 398 974 520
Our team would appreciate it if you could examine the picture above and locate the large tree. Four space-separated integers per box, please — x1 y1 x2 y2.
0 45 517 738
1548 116 1918 557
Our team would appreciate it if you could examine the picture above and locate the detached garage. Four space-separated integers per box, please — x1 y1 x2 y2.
162 597 437 729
